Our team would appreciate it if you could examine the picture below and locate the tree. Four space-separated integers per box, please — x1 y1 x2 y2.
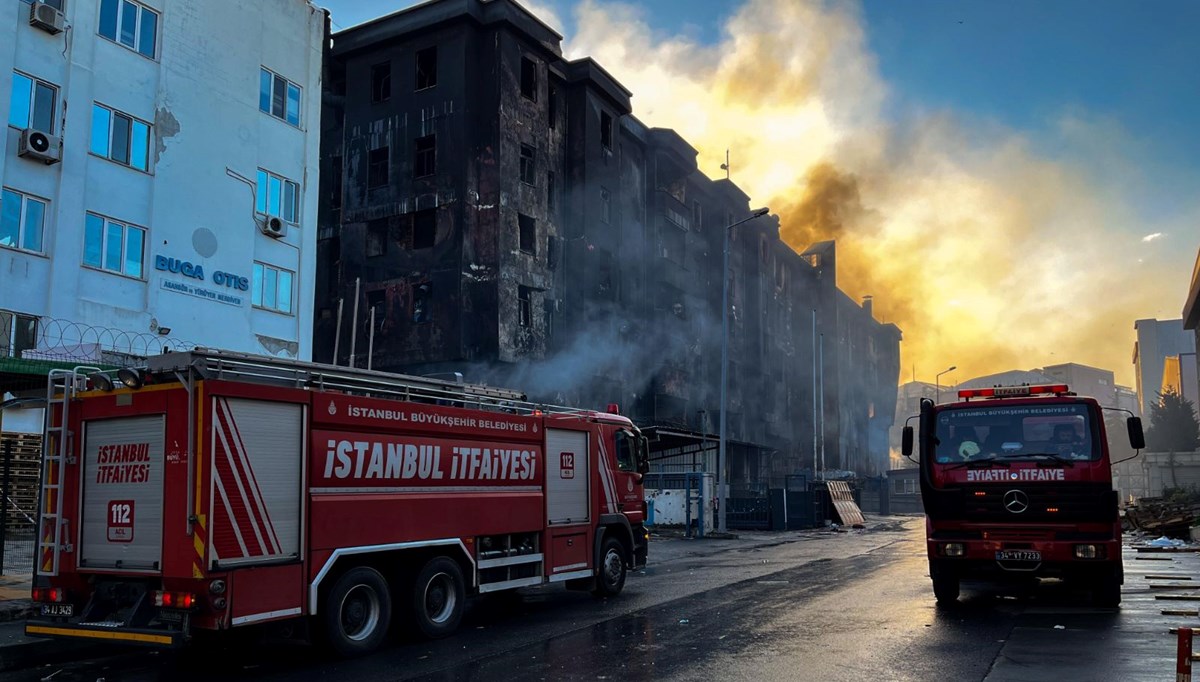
1145 388 1200 452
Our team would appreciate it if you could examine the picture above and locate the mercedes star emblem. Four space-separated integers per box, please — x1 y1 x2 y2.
1003 489 1029 514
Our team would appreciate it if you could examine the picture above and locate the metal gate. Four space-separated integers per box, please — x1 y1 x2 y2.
725 496 770 530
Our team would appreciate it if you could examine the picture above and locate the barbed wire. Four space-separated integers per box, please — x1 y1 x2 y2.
2 317 196 364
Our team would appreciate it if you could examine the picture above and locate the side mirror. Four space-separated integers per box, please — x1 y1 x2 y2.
637 437 651 475
902 426 914 458
1127 416 1145 450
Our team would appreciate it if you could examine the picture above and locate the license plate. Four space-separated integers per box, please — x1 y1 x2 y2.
996 550 1041 562
39 603 73 618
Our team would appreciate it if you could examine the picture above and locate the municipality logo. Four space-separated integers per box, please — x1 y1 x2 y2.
328 401 337 416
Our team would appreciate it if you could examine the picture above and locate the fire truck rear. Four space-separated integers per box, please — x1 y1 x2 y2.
25 349 650 655
901 383 1144 607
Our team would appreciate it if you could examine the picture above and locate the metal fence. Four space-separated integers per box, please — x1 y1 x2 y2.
0 437 38 576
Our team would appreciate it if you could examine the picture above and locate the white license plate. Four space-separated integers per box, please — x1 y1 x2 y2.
40 603 73 617
996 550 1041 562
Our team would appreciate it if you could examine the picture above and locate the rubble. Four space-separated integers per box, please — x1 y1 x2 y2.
1124 494 1200 539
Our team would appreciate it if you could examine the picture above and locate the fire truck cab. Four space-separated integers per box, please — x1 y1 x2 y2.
902 383 1144 607
25 349 650 656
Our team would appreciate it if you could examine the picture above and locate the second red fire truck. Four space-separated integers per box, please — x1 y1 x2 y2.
24 349 649 655
903 383 1143 607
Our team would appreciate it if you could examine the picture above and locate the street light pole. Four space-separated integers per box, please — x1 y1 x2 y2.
936 365 957 404
718 207 769 534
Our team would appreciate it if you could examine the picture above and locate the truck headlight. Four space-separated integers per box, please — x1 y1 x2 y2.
1074 544 1099 559
942 543 965 557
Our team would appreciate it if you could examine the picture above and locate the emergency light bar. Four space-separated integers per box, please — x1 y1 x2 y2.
957 384 1069 400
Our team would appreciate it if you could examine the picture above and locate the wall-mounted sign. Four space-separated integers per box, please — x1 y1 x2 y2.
156 255 249 306
155 256 249 291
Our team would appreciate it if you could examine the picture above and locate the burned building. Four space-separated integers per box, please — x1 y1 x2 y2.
315 0 901 481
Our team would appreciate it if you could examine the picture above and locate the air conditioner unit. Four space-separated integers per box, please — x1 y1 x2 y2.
259 215 286 239
29 2 65 34
18 128 61 164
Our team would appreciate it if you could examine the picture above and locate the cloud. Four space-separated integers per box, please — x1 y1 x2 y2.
555 0 1197 386
1142 232 1165 243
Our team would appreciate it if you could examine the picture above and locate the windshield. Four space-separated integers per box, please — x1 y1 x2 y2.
934 403 1099 463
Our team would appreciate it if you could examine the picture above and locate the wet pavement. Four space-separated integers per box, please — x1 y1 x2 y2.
7 519 1196 681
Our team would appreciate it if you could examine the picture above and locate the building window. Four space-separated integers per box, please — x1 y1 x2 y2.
83 212 145 278
520 57 537 101
98 0 158 59
547 172 555 211
8 72 57 133
252 262 294 315
414 135 436 178
412 208 436 249
548 85 557 129
370 62 391 103
365 219 387 257
518 213 535 254
600 111 613 150
0 188 47 254
259 67 302 127
90 103 151 172
692 200 703 231
519 144 535 185
518 286 533 327
412 282 432 323
416 47 437 90
368 146 389 188
600 187 611 224
255 169 300 223
0 309 38 358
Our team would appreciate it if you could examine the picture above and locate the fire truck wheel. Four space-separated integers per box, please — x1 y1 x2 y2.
412 557 465 639
593 537 627 597
323 566 392 657
1093 573 1121 608
931 573 959 604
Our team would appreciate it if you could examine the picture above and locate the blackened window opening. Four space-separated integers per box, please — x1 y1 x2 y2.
518 286 533 327
520 57 537 101
416 47 437 90
518 213 536 254
412 209 436 249
412 283 432 323
600 111 613 150
414 135 436 178
370 62 391 103
368 146 389 188
520 144 535 185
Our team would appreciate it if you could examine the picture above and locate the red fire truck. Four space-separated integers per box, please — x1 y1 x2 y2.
24 349 649 655
902 383 1144 607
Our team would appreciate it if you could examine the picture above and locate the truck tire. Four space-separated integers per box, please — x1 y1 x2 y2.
593 537 627 597
1093 571 1122 608
411 557 465 639
323 566 392 657
931 570 959 604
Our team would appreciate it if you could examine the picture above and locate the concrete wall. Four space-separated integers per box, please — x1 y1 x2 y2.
1 0 323 359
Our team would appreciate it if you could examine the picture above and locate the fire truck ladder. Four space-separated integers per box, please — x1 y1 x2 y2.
38 367 99 576
143 348 593 417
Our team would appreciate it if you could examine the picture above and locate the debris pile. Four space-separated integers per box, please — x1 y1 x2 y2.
1124 495 1200 539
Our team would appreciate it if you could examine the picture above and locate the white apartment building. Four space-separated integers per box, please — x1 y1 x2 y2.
1 0 325 366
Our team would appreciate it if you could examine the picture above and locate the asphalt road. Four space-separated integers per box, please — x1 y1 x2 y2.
12 520 1192 681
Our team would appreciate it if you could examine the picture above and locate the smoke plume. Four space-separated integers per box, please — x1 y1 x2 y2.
559 0 1196 387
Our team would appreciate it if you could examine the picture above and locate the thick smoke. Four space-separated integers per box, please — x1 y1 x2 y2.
560 0 1196 386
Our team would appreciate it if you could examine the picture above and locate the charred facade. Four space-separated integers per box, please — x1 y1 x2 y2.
315 0 901 482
